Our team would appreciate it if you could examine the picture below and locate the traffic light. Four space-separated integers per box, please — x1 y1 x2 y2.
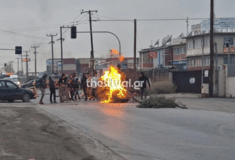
4 63 7 67
71 26 77 39
15 46 22 54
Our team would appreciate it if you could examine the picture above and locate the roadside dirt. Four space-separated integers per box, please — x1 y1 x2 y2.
0 106 125 160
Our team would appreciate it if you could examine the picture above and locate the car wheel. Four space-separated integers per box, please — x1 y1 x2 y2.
8 99 14 103
22 93 30 102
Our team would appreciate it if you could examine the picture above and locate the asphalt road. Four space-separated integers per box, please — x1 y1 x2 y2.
30 91 235 160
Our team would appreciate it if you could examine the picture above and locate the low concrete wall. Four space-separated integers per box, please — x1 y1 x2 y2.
226 77 235 98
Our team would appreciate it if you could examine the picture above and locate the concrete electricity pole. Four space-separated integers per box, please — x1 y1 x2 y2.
16 57 20 75
21 55 23 76
81 10 98 76
134 19 137 74
209 0 214 97
47 34 57 74
31 46 40 77
186 17 189 35
23 50 30 81
8 61 13 73
58 26 65 74
57 26 71 74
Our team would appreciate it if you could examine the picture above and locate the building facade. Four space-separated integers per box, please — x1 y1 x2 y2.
46 58 76 75
185 32 235 71
139 36 187 71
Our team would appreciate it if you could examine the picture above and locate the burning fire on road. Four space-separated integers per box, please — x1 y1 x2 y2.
97 65 130 103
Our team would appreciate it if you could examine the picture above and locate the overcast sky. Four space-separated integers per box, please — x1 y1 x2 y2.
0 0 234 72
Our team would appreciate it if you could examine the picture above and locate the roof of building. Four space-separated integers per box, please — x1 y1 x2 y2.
183 32 235 39
139 43 186 53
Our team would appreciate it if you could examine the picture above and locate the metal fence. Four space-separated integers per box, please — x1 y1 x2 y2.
227 64 235 77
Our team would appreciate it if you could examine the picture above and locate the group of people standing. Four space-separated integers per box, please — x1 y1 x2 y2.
81 72 99 101
35 69 151 104
36 72 99 104
58 73 81 103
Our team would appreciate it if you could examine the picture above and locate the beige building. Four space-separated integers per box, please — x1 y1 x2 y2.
185 32 235 71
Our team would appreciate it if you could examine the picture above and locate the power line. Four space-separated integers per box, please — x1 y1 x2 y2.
0 22 78 35
0 43 48 45
0 28 45 39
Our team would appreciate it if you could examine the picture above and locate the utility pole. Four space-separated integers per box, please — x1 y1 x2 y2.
134 19 137 74
214 42 219 97
16 57 20 76
57 26 71 74
186 17 189 35
47 34 57 74
201 37 205 91
23 50 30 82
9 61 13 73
21 54 23 76
81 10 98 76
59 26 64 73
31 46 39 77
209 0 214 97
228 40 231 64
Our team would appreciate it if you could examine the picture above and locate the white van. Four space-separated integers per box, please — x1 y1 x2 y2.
10 75 21 86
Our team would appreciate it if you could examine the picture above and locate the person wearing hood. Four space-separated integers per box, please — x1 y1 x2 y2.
49 74 57 103
138 72 151 100
81 73 88 101
36 73 48 104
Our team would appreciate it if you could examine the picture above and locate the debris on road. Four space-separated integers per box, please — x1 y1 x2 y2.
137 96 188 109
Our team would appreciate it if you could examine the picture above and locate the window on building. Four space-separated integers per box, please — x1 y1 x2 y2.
188 40 194 49
183 47 186 54
174 47 186 55
224 57 234 64
195 38 202 48
223 37 234 46
188 59 195 67
205 38 210 47
174 48 177 55
174 48 180 54
187 59 191 66
223 37 234 47
203 57 210 66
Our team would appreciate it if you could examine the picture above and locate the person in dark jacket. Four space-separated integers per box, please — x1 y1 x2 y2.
74 77 81 100
49 74 57 103
81 73 88 101
138 72 151 100
58 73 67 103
36 73 48 104
67 74 75 101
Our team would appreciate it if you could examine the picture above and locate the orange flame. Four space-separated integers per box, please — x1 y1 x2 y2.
99 65 128 103
111 49 119 55
119 55 124 62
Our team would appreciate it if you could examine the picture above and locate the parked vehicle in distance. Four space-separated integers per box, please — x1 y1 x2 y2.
10 76 21 87
0 80 35 102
